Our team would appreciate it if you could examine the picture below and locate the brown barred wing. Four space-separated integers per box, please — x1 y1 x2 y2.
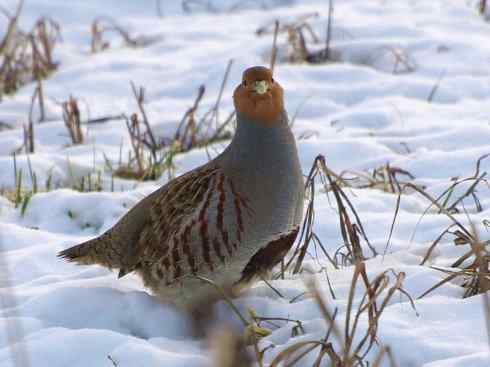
135 165 251 286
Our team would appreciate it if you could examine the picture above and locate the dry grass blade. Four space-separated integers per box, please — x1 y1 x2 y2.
420 224 454 265
29 79 45 123
22 122 34 154
175 84 206 150
130 81 158 159
406 182 473 242
124 113 145 175
383 193 401 258
446 172 487 213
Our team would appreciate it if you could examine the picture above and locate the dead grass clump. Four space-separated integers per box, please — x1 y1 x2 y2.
90 17 159 53
419 223 490 299
342 163 417 194
114 111 167 181
257 1 340 66
173 61 234 153
0 0 60 97
257 12 337 65
186 260 411 366
286 155 376 274
113 61 234 181
407 156 490 298
264 269 412 366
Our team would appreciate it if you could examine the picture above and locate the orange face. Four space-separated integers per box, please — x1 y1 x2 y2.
233 66 284 125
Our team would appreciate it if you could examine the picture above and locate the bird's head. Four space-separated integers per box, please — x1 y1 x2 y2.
233 66 284 126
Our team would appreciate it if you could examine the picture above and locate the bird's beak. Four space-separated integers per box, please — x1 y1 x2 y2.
253 80 270 95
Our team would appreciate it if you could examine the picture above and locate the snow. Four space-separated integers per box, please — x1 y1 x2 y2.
1 0 490 366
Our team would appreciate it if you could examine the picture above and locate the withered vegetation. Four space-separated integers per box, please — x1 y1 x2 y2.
188 262 412 367
90 16 159 54
287 155 376 275
0 0 60 97
257 10 338 65
405 155 490 299
257 0 416 75
194 153 489 366
111 60 234 181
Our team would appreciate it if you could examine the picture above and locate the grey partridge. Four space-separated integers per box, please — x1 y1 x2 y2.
59 66 304 308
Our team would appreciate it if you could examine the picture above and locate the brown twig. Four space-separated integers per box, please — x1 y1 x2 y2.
62 96 83 145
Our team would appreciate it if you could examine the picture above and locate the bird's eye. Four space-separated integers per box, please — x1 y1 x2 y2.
242 80 247 86
271 78 275 83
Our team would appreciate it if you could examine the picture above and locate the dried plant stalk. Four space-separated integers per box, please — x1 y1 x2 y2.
62 96 83 145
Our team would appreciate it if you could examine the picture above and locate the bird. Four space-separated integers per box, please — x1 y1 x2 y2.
58 66 304 309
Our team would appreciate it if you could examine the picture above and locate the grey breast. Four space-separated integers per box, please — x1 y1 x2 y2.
219 110 304 252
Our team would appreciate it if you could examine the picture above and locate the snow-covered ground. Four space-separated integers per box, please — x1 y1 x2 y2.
1 0 490 366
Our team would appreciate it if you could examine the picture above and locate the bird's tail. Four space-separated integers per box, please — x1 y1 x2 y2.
58 234 120 269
